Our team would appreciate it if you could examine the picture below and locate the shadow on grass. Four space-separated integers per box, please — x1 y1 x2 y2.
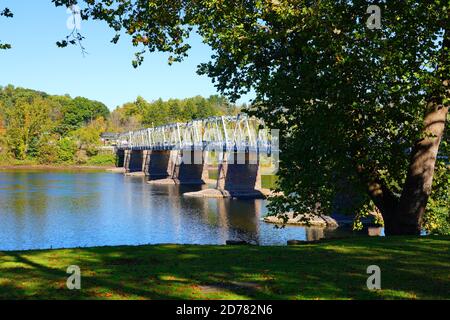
0 236 449 300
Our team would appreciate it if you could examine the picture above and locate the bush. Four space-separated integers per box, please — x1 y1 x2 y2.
423 198 450 235
36 141 59 164
57 138 77 162
74 150 89 164
86 153 116 166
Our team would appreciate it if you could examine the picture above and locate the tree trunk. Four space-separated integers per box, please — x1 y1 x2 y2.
393 102 448 235
390 28 449 235
366 27 449 235
365 179 400 235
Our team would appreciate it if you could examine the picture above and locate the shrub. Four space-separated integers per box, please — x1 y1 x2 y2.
74 150 88 164
86 153 116 166
57 138 77 162
36 140 59 164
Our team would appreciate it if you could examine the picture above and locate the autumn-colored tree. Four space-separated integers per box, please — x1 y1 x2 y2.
0 85 112 163
3 96 55 160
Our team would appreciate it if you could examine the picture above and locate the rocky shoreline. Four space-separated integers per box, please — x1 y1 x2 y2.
263 213 339 228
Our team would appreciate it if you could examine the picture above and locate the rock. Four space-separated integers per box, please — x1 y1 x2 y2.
124 172 145 176
264 212 339 228
147 178 177 185
226 240 248 245
184 189 228 198
183 188 266 199
107 168 126 173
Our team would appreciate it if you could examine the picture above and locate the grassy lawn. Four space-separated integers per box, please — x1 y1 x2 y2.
0 236 449 300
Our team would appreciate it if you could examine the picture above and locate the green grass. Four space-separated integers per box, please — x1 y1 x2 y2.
261 174 278 189
0 236 449 300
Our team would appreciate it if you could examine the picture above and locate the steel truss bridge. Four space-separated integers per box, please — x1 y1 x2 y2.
116 114 279 155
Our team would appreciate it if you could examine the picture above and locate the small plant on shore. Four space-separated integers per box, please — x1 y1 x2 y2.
86 153 116 166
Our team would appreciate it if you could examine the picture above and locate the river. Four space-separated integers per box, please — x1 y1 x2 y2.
0 170 364 251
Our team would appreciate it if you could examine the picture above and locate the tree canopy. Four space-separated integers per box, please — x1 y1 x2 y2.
0 85 110 163
108 95 240 132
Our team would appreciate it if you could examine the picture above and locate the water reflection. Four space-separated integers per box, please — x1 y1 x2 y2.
0 171 378 251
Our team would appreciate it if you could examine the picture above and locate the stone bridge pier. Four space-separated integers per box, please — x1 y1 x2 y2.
145 149 208 185
116 149 125 167
124 150 145 173
216 151 262 197
145 150 176 180
184 150 265 199
172 149 209 185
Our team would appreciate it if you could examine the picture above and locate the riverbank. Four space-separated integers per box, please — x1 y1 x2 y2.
0 164 116 171
0 153 117 170
0 236 448 300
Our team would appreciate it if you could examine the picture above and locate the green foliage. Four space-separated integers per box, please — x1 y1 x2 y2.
424 198 450 235
57 137 77 162
74 150 89 165
1 95 55 160
108 95 240 131
36 136 59 164
52 96 110 135
70 117 106 157
423 153 450 235
86 153 116 166
0 85 110 165
0 7 13 50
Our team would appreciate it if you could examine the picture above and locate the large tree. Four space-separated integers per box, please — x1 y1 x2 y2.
55 96 110 134
30 0 450 234
2 96 56 160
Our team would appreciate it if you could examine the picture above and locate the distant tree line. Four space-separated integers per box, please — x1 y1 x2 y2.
0 85 241 165
108 95 241 132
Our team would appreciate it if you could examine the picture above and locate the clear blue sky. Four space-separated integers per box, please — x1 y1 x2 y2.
0 0 252 109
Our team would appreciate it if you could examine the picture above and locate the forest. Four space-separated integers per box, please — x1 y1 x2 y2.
0 85 240 166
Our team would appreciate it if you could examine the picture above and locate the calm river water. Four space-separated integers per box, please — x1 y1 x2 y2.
0 170 355 251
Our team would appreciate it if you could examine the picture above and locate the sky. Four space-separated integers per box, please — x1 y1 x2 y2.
0 0 252 110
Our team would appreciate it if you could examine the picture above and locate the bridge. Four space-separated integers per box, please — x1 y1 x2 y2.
114 114 279 198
